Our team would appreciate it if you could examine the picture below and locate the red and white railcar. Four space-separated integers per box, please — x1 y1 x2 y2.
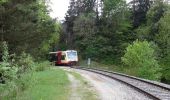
49 50 78 66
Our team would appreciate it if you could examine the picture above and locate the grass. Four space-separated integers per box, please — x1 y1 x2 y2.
79 60 139 76
14 68 70 100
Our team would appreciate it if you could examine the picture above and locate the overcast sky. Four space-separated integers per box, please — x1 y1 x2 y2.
49 0 132 21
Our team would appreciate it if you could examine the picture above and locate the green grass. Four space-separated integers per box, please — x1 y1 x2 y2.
79 60 138 77
14 68 70 100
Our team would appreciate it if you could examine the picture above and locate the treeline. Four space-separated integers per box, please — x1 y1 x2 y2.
60 0 132 64
60 0 170 83
0 0 61 59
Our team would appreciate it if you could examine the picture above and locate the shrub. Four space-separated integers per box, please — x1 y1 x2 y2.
0 42 18 99
35 61 51 72
0 42 51 99
121 40 161 80
0 42 36 99
0 42 18 84
16 52 35 74
16 72 35 91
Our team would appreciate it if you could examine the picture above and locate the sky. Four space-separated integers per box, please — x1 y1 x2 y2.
49 0 132 21
49 0 70 21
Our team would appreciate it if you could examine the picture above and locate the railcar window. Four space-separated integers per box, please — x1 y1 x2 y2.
67 52 77 60
61 55 65 60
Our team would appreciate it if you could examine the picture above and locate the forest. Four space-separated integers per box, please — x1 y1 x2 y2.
0 0 170 98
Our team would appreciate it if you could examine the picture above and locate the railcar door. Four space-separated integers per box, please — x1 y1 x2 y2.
57 52 62 65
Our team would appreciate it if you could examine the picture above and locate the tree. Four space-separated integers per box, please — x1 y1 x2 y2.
73 13 97 58
62 0 133 64
122 40 161 80
0 0 60 59
156 7 170 83
64 0 97 49
97 0 133 63
133 0 170 83
136 0 167 41
64 0 77 49
130 0 152 28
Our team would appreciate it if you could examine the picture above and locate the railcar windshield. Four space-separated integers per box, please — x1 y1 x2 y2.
67 51 77 61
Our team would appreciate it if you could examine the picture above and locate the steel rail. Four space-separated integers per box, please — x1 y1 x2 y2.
77 67 170 100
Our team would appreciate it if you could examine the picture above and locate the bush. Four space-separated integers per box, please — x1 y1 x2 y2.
0 42 18 84
0 42 51 99
0 42 36 99
16 52 35 74
16 72 35 91
0 42 18 99
121 40 161 80
35 61 51 72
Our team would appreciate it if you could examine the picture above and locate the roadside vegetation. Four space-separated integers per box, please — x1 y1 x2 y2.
0 0 69 99
0 42 70 100
0 42 48 99
122 40 161 80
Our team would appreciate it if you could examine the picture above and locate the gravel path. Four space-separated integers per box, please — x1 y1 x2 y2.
63 67 153 100
66 68 98 100
67 73 81 100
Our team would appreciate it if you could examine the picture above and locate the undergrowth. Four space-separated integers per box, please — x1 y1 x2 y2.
0 42 52 99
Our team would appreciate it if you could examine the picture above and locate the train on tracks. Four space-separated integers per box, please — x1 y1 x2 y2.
49 50 78 66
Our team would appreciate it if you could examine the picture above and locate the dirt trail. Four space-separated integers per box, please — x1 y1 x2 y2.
66 68 98 100
63 67 152 100
67 73 81 100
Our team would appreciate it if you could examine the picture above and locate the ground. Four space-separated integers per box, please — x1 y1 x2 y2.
13 67 152 100
67 72 98 100
63 67 152 100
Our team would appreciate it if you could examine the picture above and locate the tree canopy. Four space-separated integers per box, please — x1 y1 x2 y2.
0 0 61 59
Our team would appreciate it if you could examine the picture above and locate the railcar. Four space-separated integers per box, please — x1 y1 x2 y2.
49 50 78 66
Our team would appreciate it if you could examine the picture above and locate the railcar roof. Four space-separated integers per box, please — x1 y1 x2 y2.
49 50 77 54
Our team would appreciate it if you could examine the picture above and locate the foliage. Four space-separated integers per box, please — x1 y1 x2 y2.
0 42 18 84
16 72 35 91
0 0 60 59
98 0 132 62
0 0 62 99
136 0 167 41
130 0 152 28
155 7 170 83
62 0 133 64
16 52 35 75
0 42 42 99
0 42 18 99
73 13 97 58
122 40 161 80
133 0 170 83
35 61 51 72
57 0 170 83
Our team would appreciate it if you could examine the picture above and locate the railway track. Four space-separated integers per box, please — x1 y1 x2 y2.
77 67 170 100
